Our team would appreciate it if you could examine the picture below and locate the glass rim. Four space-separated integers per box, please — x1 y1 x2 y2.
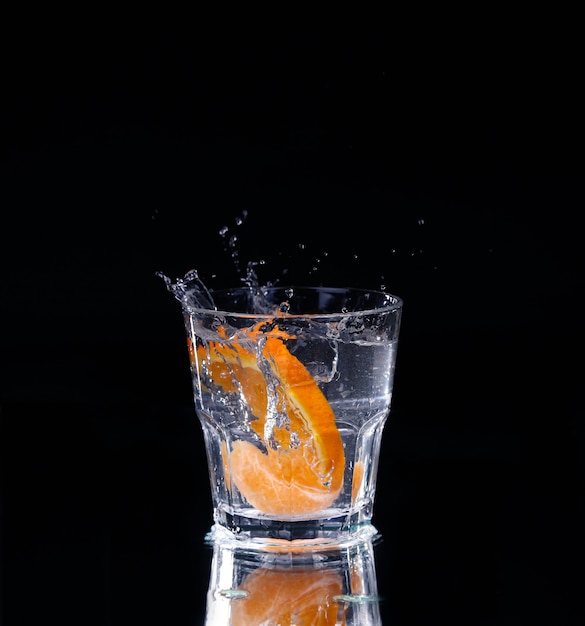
180 285 403 319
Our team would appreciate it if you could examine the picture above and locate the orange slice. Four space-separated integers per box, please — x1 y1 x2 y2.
351 460 365 505
230 566 343 625
194 323 345 516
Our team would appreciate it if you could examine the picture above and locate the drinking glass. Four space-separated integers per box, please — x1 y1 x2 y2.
163 273 402 549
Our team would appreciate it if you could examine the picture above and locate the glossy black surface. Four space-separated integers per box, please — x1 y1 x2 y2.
2 19 584 624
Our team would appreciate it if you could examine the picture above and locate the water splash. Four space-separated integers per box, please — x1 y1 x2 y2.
156 268 216 310
158 208 400 311
157 260 276 315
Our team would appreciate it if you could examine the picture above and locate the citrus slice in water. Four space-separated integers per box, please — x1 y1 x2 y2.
195 324 345 516
230 566 343 625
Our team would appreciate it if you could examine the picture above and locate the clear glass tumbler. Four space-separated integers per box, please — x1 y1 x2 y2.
164 273 402 549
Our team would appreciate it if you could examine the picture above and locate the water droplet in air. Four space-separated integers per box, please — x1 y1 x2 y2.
279 301 290 313
219 226 229 237
418 218 425 225
285 288 294 298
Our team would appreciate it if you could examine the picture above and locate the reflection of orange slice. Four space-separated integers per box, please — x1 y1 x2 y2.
195 324 345 516
231 567 343 625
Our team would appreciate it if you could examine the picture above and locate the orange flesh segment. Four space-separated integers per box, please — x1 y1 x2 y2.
195 324 345 516
230 567 343 625
351 460 365 504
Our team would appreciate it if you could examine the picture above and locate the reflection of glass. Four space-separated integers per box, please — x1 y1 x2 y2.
205 536 382 625
164 276 402 548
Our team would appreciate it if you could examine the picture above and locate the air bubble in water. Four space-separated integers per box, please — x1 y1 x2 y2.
219 589 248 599
279 301 290 313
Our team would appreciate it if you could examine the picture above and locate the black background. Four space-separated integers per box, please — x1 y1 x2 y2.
1 14 584 625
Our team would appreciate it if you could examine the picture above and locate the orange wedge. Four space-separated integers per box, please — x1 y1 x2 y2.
194 323 345 516
230 566 343 625
351 460 365 505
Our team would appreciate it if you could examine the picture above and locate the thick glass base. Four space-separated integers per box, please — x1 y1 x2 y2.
207 508 379 551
